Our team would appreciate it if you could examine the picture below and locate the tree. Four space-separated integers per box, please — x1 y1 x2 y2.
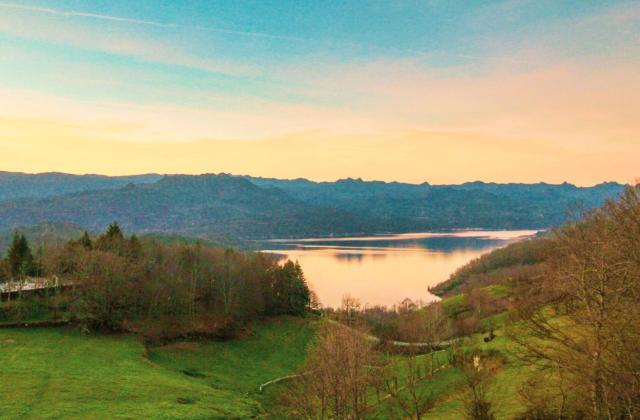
270 260 311 316
423 303 448 376
383 352 436 419
287 261 311 315
126 235 142 260
280 322 379 419
104 222 123 239
6 232 35 279
340 294 362 326
451 348 498 420
72 250 137 330
79 231 93 250
0 259 9 284
510 186 640 418
95 222 125 255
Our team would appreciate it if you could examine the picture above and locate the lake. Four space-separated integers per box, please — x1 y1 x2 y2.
259 230 537 308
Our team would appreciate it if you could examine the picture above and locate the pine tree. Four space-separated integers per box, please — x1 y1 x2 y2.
6 232 34 279
105 222 123 240
79 231 93 250
0 259 9 284
96 222 126 254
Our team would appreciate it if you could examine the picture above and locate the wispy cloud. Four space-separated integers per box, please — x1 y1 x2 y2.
1 0 639 185
0 1 537 61
0 2 306 42
0 2 172 27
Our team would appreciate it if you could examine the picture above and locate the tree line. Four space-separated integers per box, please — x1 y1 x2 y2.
0 223 312 340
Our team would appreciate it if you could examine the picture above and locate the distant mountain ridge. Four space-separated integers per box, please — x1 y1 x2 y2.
0 171 162 201
0 174 377 239
245 176 625 229
0 171 626 239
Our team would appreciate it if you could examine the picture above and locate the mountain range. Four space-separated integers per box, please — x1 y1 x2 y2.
0 171 626 241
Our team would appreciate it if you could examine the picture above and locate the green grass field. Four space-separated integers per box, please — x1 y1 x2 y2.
365 350 465 418
0 318 316 419
148 317 316 413
426 310 534 419
0 311 536 419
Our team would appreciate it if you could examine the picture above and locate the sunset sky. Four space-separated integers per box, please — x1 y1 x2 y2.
0 0 638 185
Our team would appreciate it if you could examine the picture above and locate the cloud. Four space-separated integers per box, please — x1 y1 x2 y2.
269 1 640 145
0 6 259 78
0 1 638 185
0 2 306 42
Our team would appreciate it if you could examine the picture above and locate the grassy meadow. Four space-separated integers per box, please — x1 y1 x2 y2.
0 312 536 419
0 318 316 419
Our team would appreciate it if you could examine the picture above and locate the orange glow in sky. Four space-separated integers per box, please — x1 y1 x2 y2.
1 1 638 185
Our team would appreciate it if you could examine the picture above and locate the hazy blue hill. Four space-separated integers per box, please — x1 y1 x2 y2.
0 173 625 239
0 174 377 239
455 181 623 208
0 171 162 200
246 176 625 229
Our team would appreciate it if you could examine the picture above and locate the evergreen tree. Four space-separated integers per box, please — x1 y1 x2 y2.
79 231 93 250
96 222 126 254
6 232 35 279
271 260 310 315
105 222 123 240
289 261 311 315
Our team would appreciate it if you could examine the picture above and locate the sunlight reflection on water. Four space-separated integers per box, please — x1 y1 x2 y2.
259 230 537 308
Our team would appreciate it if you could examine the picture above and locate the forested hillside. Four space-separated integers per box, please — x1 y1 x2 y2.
248 176 624 229
0 172 625 239
420 186 640 418
0 175 378 239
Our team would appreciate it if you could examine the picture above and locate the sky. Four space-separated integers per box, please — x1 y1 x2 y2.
0 0 638 185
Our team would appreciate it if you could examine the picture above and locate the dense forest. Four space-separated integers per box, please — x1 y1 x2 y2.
0 171 624 240
0 223 312 341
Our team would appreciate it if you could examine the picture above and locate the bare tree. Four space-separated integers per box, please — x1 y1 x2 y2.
510 186 640 418
382 351 436 419
340 294 362 327
280 322 379 419
451 349 498 420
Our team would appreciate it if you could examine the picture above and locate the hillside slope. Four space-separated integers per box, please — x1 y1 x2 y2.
248 176 625 229
0 319 315 419
0 175 378 239
0 172 625 239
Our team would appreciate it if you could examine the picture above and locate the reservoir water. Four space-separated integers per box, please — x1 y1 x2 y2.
259 230 537 308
